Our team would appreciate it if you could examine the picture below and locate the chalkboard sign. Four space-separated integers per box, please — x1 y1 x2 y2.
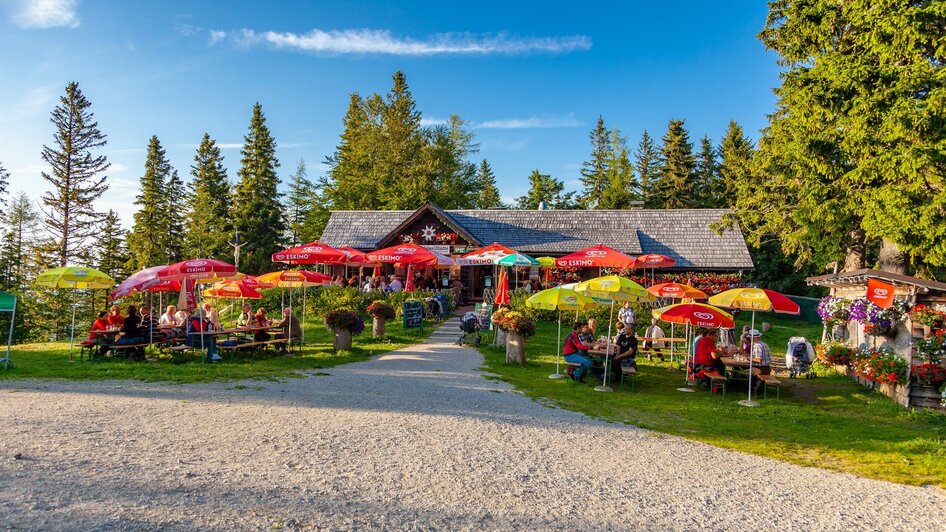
475 303 493 331
403 300 423 329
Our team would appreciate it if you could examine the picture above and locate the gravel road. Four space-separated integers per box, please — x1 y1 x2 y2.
2 320 944 530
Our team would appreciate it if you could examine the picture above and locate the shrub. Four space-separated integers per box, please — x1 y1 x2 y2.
910 304 946 329
312 286 372 316
915 330 946 364
815 341 855 366
324 309 365 336
507 290 556 322
495 310 536 337
491 307 511 329
852 348 908 385
911 363 946 386
366 300 396 321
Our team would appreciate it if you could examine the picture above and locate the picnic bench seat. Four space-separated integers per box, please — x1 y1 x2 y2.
619 365 637 391
753 370 781 399
564 361 581 378
217 338 290 352
702 370 727 397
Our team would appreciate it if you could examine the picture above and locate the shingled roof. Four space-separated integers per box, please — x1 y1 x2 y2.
320 205 754 270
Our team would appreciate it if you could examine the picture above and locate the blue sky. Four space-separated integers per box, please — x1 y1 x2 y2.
0 0 780 227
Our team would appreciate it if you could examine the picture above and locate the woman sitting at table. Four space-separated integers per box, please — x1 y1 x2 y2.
159 305 177 327
106 305 125 328
611 322 639 379
113 305 145 359
563 322 593 383
253 308 271 342
236 303 253 328
184 310 221 361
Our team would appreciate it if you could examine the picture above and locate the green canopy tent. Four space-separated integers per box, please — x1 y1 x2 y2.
0 291 16 369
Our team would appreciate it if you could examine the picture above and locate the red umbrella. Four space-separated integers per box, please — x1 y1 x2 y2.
636 254 676 269
372 266 381 278
494 267 510 305
654 303 735 329
405 265 415 293
203 282 264 300
156 259 237 282
339 246 381 267
272 241 348 264
456 243 516 266
555 244 636 269
366 243 455 267
110 266 165 300
647 282 707 300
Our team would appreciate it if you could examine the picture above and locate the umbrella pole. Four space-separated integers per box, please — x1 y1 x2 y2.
595 301 615 392
4 296 14 369
69 288 77 362
549 310 566 379
677 322 695 392
198 284 205 363
670 323 675 365
740 311 760 407
302 286 307 345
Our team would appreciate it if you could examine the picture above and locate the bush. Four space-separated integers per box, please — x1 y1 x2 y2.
815 341 856 366
495 310 536 337
311 286 372 316
324 308 365 336
366 300 396 321
912 363 946 386
507 290 556 322
852 348 908 385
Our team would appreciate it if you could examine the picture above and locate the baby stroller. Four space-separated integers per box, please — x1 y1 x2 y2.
786 336 816 379
457 312 481 347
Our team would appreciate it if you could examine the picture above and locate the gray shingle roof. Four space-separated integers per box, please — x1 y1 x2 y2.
320 207 754 270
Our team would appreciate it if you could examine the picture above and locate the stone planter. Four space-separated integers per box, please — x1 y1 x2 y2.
372 317 386 337
494 327 507 347
333 328 352 351
505 331 525 365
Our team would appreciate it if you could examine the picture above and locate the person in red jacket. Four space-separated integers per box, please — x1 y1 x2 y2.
693 329 725 377
106 305 124 328
563 321 593 383
87 311 109 340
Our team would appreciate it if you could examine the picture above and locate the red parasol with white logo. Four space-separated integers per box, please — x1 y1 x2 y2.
554 244 636 269
647 282 707 300
366 243 455 267
456 242 516 266
156 259 238 282
272 241 348 265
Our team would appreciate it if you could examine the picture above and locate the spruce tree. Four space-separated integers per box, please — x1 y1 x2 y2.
655 119 696 208
184 133 231 260
579 116 611 209
382 71 429 209
718 120 754 208
634 130 661 208
0 192 39 290
426 115 479 209
475 159 503 208
0 162 9 208
164 169 185 262
127 135 173 270
322 93 383 210
516 170 576 209
598 130 635 209
286 159 314 246
693 135 722 207
95 210 131 282
232 102 285 274
39 82 109 266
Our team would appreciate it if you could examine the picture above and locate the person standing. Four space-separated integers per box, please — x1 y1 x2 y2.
618 302 636 332
643 318 666 361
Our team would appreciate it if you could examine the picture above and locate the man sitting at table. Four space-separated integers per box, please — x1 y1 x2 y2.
276 307 302 352
185 309 221 361
236 303 253 328
748 329 772 391
202 302 221 330
611 322 639 380
87 311 109 341
139 305 167 344
113 305 145 359
159 305 178 327
643 318 666 361
693 329 725 382
563 321 593 383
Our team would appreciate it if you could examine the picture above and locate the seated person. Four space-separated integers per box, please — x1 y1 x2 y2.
692 329 725 382
748 329 772 390
586 318 598 339
643 318 666 361
611 322 639 380
185 309 221 361
174 307 190 326
562 321 593 383
106 305 125 328
113 305 145 359
739 325 752 356
236 303 253 328
159 305 178 327
253 308 271 342
276 308 302 351
87 311 109 341
138 305 167 344
202 303 221 331
578 323 596 345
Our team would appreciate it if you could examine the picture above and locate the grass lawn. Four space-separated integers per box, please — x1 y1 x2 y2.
0 319 433 384
479 314 946 488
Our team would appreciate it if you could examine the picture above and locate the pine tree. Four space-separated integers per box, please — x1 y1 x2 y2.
184 133 232 260
475 159 503 208
164 169 185 262
579 116 611 209
286 159 314 246
654 119 696 208
382 71 430 209
598 130 636 209
426 115 479 209
127 135 173 270
693 135 722 207
0 162 9 208
718 120 754 208
321 93 383 211
232 102 285 274
0 192 40 290
39 82 109 266
516 170 576 209
95 210 131 281
634 130 661 208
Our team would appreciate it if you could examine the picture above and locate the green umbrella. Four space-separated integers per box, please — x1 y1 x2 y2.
496 253 540 267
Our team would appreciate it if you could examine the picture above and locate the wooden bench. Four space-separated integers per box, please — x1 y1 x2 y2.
564 362 581 379
619 365 637 391
111 343 151 359
703 370 727 397
755 373 781 399
217 338 290 353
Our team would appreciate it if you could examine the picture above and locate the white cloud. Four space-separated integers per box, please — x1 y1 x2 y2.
222 28 591 56
208 29 226 45
420 117 449 127
12 0 80 29
109 163 129 173
476 115 583 129
216 143 243 149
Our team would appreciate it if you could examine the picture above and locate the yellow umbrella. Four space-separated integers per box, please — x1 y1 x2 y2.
536 256 556 267
527 287 598 380
35 266 116 360
575 276 655 392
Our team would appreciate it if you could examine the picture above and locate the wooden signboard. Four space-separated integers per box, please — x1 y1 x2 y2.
475 303 493 331
403 300 423 329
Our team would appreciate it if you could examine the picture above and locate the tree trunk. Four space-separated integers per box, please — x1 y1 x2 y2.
505 331 526 365
843 228 866 272
877 238 907 274
372 317 386 337
332 329 352 351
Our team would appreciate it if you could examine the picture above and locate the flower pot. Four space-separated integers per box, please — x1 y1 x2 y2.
505 331 525 365
333 328 353 351
494 328 507 347
372 317 386 337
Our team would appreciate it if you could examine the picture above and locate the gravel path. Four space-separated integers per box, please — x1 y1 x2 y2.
2 320 944 531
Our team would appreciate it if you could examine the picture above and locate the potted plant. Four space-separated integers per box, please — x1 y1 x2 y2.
497 311 536 365
851 348 908 386
815 341 855 367
324 309 365 351
491 307 511 346
366 300 396 337
910 304 946 335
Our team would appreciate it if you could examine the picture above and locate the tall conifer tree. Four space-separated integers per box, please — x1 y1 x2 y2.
599 130 636 209
718 120 754 208
634 130 661 208
579 116 611 208
382 71 429 209
516 170 576 209
654 119 696 208
39 82 109 266
0 192 39 289
0 162 9 208
286 159 314 247
694 135 722 207
184 133 231 260
232 103 285 274
127 135 173 270
95 210 131 282
475 159 502 208
322 93 382 211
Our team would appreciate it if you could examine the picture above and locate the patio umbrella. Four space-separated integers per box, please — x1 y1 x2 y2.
526 287 598 380
456 243 516 266
708 288 800 407
555 244 636 271
256 270 331 346
574 275 654 392
497 253 539 289
202 281 264 299
157 259 237 362
635 254 676 286
110 266 164 301
405 265 416 293
35 266 116 361
652 303 735 392
0 291 16 369
271 241 348 265
366 243 455 267
494 267 510 306
646 283 707 362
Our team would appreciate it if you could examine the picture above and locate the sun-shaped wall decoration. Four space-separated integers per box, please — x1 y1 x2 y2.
420 225 437 241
